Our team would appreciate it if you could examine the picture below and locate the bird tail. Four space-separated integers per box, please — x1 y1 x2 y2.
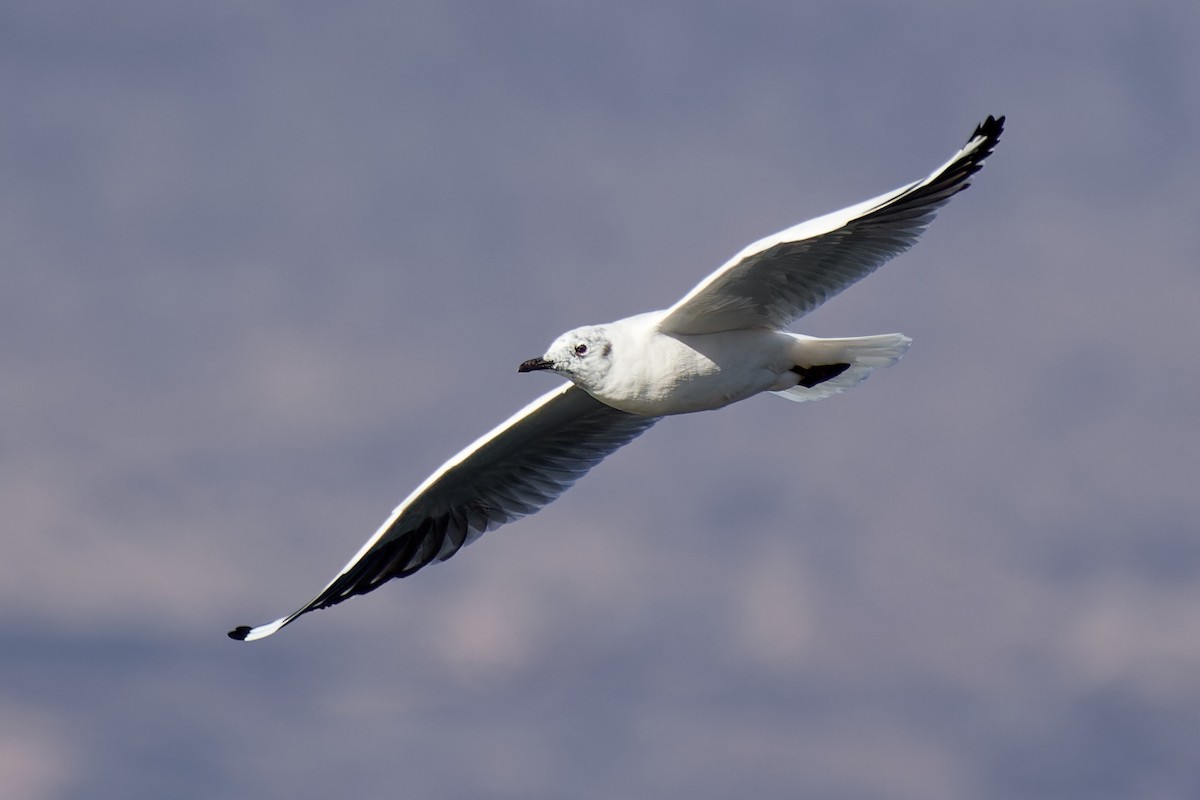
771 333 911 403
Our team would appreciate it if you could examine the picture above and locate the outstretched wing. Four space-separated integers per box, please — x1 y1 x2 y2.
230 384 658 641
658 115 1004 335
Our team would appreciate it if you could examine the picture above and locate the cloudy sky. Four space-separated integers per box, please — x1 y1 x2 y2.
4 2 1199 798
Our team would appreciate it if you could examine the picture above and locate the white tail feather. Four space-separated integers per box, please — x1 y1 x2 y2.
772 333 911 403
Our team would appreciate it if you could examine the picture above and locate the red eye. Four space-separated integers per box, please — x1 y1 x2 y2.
574 343 588 356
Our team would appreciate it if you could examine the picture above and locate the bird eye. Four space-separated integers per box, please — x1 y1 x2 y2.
574 343 588 356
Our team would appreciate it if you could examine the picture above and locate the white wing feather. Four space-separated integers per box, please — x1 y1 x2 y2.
658 116 1004 335
230 384 658 640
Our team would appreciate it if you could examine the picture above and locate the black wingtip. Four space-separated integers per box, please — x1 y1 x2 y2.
971 114 1005 145
228 625 252 641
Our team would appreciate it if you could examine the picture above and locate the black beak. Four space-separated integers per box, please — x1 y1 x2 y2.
518 356 554 373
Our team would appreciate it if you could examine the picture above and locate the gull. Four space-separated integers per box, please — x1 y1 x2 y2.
230 115 1004 641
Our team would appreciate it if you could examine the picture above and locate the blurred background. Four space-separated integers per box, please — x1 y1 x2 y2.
3 2 1198 798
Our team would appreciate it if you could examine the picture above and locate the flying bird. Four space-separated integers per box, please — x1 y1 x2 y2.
230 115 1004 641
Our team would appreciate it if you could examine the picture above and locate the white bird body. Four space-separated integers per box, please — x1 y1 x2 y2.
602 324 796 415
230 115 1004 642
546 312 910 416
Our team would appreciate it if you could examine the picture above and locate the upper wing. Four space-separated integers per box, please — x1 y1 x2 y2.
658 116 1005 335
230 384 659 641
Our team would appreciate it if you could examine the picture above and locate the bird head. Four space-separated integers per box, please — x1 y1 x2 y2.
518 325 614 391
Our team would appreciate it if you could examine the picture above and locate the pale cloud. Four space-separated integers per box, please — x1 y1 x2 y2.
0 704 76 800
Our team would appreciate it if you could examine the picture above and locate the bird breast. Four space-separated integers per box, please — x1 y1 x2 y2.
593 327 793 416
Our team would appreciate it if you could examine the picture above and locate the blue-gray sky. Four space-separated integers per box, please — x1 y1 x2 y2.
4 2 1199 798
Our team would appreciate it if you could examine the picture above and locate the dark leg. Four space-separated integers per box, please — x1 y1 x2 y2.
790 362 852 388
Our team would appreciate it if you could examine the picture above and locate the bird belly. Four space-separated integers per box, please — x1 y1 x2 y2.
594 330 793 416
